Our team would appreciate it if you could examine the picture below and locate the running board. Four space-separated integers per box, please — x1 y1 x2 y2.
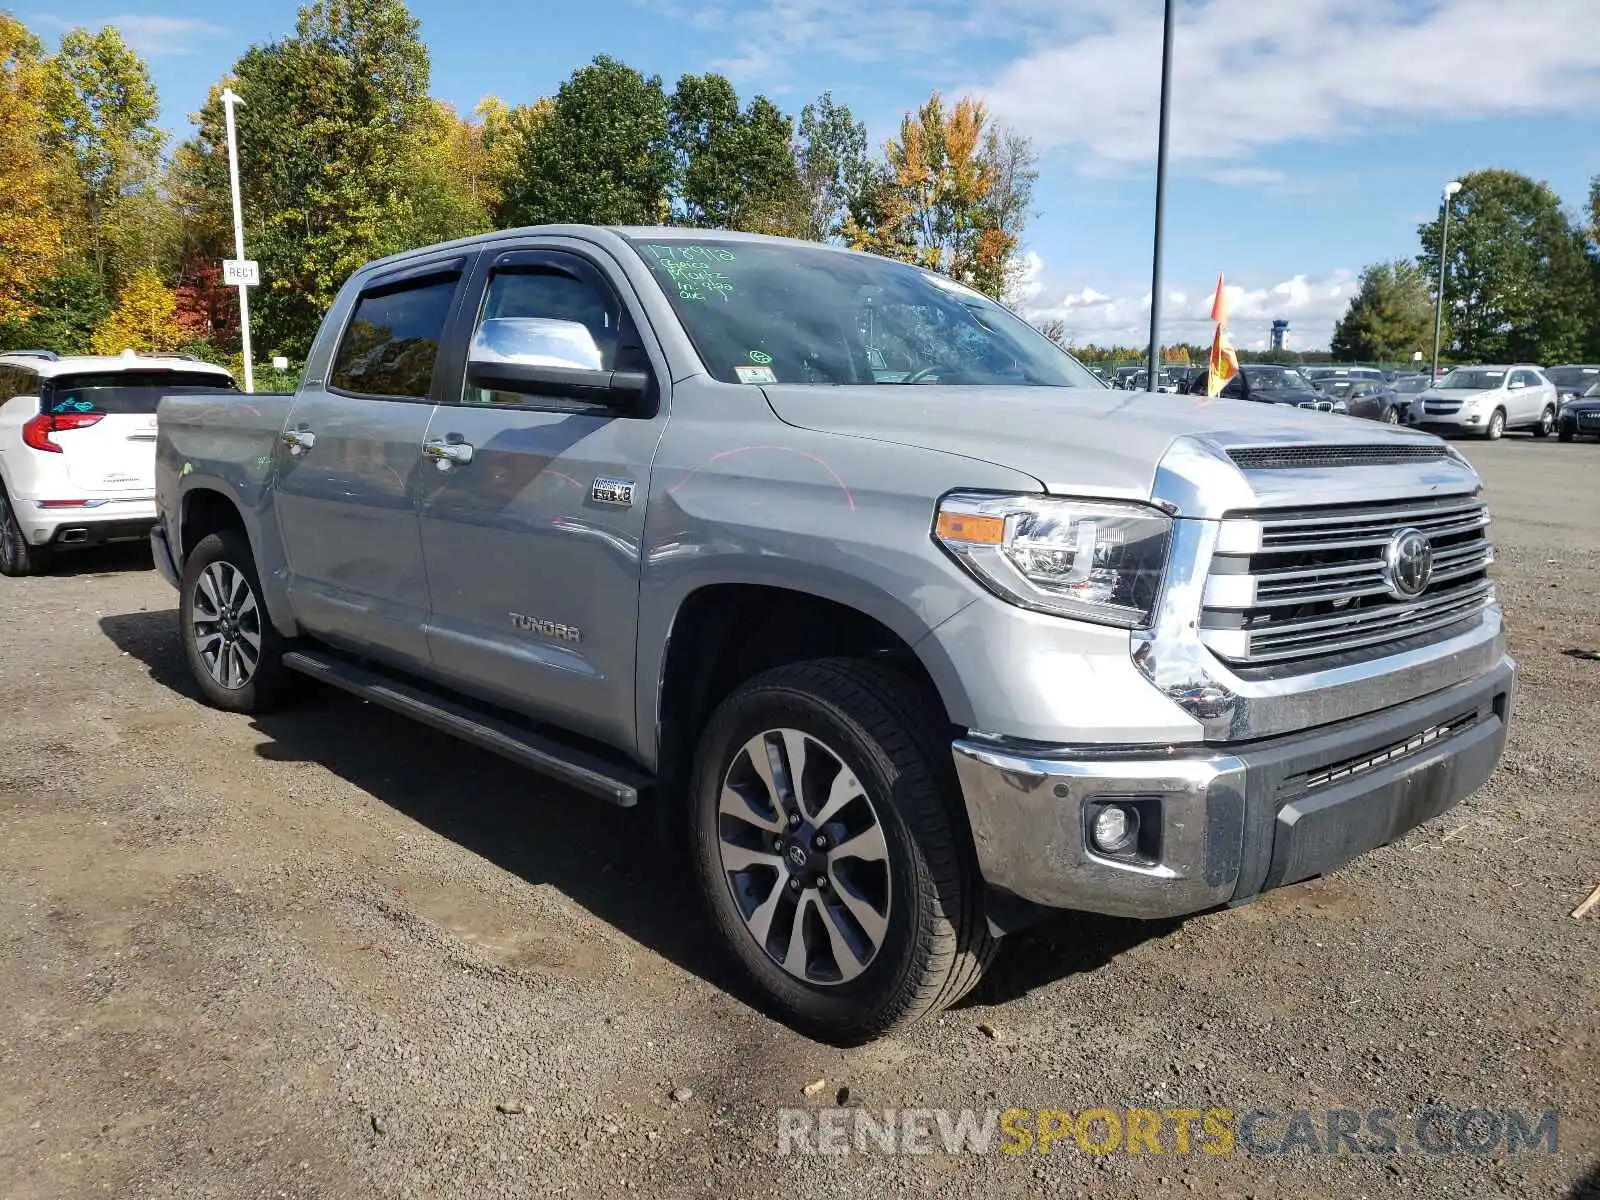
280 649 650 807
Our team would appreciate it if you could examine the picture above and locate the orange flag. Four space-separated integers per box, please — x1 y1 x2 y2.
1206 273 1240 398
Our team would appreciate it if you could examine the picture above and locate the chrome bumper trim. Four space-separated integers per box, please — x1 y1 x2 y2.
953 740 1245 919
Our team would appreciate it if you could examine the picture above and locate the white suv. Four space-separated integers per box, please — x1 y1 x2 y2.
1411 364 1558 439
0 350 235 576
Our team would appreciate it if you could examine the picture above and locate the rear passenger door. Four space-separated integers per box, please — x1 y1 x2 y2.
273 255 470 672
414 243 667 753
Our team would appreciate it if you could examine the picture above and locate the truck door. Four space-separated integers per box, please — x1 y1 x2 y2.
273 255 469 671
414 245 667 753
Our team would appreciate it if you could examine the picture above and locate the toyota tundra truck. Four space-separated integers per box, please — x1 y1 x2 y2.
152 227 1514 1043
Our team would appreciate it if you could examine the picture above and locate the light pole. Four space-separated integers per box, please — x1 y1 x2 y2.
1430 180 1462 383
1145 0 1176 392
221 87 254 395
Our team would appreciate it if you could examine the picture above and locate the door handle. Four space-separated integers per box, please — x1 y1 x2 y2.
425 437 474 468
281 427 316 455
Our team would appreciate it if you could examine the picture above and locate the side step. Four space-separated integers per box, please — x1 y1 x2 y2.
281 649 652 807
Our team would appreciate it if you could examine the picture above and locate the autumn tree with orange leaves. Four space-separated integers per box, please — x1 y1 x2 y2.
844 92 1036 301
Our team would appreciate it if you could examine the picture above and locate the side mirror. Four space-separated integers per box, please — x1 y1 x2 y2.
465 317 650 407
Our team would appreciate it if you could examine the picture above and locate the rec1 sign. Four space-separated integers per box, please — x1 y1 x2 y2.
222 259 260 287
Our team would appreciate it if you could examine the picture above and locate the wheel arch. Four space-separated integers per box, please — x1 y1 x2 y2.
643 575 974 787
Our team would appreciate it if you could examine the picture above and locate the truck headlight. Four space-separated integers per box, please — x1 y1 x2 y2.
934 493 1172 627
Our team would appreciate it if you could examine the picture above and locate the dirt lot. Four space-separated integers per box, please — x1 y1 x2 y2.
1 436 1596 1199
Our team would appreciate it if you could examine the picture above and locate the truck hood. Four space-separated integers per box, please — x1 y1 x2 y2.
761 384 1442 500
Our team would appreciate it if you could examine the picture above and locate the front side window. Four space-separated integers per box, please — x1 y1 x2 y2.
331 276 459 399
625 237 1101 389
462 267 622 410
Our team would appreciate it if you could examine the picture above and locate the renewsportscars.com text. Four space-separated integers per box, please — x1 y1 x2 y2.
776 1106 1560 1158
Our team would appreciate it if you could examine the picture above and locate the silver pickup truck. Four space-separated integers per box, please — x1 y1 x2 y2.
152 227 1513 1042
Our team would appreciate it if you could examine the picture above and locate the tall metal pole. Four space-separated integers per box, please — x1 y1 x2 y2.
221 88 254 395
1145 0 1176 392
1430 183 1459 384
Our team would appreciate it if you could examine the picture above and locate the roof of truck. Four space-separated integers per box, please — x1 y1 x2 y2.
0 351 234 380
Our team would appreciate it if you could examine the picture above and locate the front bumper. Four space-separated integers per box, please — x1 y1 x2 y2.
1413 409 1488 433
954 657 1514 920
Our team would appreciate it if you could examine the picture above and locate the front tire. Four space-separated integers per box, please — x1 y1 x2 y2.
1484 408 1506 440
1382 405 1401 425
1559 422 1575 443
690 659 996 1043
0 487 52 577
1532 405 1555 437
178 529 295 713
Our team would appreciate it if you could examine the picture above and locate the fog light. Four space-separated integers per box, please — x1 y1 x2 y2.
1090 803 1139 855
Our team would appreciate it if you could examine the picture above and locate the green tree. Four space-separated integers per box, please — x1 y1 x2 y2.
0 15 65 326
1330 260 1436 362
1417 169 1590 363
668 73 804 233
177 0 438 356
795 92 871 241
39 25 164 287
499 56 672 228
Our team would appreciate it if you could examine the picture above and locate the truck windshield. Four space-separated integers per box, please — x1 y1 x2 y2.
625 237 1101 389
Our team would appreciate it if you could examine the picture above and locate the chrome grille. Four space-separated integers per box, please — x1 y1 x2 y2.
1202 493 1494 668
1423 401 1463 414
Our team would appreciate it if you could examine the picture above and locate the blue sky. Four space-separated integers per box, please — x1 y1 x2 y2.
26 0 1600 349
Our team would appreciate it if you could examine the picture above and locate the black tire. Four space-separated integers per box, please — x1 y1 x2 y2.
1558 423 1575 443
1382 405 1401 425
1532 406 1555 438
690 658 997 1043
1484 408 1505 440
177 529 295 713
0 485 52 577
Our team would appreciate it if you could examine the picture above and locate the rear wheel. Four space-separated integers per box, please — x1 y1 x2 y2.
0 486 52 577
690 658 997 1043
1484 408 1506 440
1532 405 1555 437
178 529 295 712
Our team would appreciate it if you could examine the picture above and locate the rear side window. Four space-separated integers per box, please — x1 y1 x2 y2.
46 370 236 415
331 277 459 399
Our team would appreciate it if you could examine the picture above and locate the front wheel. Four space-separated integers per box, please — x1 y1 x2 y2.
1484 408 1506 440
1559 423 1575 443
1532 406 1555 437
178 529 295 712
1382 405 1401 425
690 659 996 1043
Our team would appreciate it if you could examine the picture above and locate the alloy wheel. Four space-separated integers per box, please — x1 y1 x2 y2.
716 728 891 985
190 560 262 690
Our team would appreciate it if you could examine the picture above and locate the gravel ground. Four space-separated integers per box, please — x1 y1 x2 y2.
1 435 1596 1199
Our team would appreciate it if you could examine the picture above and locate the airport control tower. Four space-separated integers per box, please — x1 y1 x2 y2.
1270 319 1290 351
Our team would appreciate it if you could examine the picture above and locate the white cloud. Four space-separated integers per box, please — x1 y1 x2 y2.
651 0 1600 185
976 0 1600 171
1022 265 1358 350
31 12 223 56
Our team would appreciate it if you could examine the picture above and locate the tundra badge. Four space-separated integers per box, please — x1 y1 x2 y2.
509 613 581 643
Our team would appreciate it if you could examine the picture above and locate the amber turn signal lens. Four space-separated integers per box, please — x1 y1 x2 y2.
935 511 1006 545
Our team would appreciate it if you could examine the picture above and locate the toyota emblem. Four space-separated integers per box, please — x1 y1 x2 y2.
1382 527 1434 600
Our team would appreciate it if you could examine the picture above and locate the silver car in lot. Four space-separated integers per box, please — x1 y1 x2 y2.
1410 365 1558 439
